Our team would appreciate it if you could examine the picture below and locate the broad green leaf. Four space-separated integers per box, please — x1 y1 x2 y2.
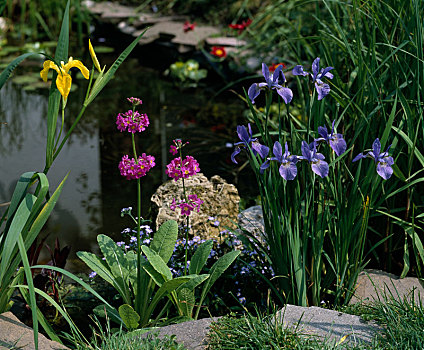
97 234 129 281
202 250 240 296
150 220 178 264
76 251 115 286
141 245 172 281
177 274 209 293
93 304 122 325
196 250 240 318
189 240 213 275
142 261 166 287
0 194 35 282
1 173 67 313
119 304 140 330
20 172 67 256
0 54 39 90
97 234 131 303
2 172 34 232
177 288 195 318
21 173 49 238
145 276 192 320
84 28 149 106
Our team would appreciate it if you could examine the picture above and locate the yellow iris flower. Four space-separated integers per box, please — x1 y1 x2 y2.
40 57 89 100
88 39 102 73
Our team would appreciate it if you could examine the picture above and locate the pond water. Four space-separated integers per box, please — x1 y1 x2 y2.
0 44 257 272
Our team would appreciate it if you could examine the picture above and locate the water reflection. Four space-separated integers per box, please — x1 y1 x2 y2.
0 56 251 272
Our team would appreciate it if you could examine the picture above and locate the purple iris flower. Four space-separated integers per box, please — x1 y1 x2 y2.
299 141 329 178
231 123 269 164
292 57 334 100
260 141 299 180
315 120 347 156
352 138 394 180
248 63 293 104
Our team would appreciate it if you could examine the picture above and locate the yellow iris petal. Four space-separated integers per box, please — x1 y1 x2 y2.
40 56 89 100
63 57 90 79
88 39 102 73
56 73 73 100
40 60 60 82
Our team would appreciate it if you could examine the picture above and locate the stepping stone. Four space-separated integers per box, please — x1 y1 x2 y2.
350 269 424 304
132 21 220 47
140 317 221 350
0 312 69 350
82 1 136 19
205 37 247 47
276 304 381 346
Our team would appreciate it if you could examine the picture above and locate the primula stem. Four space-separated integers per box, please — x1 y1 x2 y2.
179 147 190 276
136 178 142 313
184 215 189 276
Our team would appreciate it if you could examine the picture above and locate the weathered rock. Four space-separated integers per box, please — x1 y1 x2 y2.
350 269 424 305
275 304 381 346
237 205 268 246
140 317 221 350
0 312 69 350
151 173 239 240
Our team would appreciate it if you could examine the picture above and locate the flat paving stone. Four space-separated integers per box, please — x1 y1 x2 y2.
275 304 381 346
0 312 69 350
350 269 424 304
140 317 221 350
133 21 220 47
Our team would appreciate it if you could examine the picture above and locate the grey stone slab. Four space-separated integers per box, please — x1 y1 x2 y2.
133 21 220 47
275 304 382 346
82 1 136 18
205 36 247 47
351 269 424 304
140 317 220 350
0 312 69 350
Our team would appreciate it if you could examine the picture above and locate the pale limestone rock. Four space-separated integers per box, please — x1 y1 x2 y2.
151 173 239 240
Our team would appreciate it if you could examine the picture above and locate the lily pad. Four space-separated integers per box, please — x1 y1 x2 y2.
93 46 115 53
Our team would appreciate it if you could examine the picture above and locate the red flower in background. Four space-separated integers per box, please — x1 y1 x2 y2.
229 19 252 34
269 62 287 73
210 46 227 58
183 21 196 32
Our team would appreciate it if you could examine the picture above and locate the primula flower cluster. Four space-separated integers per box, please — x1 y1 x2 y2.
166 155 200 181
127 97 142 106
118 154 155 180
116 110 150 133
170 194 203 216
